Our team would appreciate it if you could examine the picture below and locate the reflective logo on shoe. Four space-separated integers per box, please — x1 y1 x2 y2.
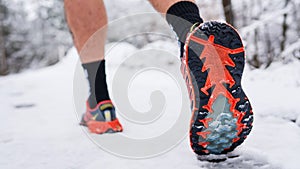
91 113 99 121
104 110 111 121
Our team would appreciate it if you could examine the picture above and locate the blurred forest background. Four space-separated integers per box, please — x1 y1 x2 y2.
0 0 299 75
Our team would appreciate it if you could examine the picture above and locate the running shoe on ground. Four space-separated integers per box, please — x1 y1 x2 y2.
80 100 123 134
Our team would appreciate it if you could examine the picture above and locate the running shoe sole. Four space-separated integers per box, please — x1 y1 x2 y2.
181 21 253 155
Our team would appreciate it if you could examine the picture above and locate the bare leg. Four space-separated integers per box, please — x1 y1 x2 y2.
148 0 195 14
64 0 107 63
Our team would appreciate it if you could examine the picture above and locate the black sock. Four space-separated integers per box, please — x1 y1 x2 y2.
166 1 203 57
95 60 110 103
82 60 110 108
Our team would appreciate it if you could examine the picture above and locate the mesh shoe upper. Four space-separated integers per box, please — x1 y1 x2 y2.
81 100 117 125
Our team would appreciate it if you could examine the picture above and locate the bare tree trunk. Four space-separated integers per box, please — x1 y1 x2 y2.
222 0 235 26
251 29 261 68
280 14 288 52
0 0 8 75
0 21 8 75
241 0 248 27
264 25 274 68
280 0 290 52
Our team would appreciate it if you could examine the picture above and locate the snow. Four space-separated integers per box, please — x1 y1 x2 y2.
1 42 300 169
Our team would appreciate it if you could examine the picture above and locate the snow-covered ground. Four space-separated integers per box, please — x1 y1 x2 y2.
1 42 300 169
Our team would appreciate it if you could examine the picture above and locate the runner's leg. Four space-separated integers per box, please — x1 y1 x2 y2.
64 0 110 108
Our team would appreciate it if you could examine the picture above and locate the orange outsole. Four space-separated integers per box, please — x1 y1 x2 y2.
86 119 123 134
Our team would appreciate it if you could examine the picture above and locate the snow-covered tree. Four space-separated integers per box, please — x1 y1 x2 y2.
233 0 300 68
1 0 71 75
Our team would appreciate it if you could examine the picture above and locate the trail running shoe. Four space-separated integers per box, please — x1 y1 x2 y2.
80 100 123 134
181 21 253 155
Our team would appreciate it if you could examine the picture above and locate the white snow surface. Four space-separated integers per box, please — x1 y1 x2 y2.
1 42 300 169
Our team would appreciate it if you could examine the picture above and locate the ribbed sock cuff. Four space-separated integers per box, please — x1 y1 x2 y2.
166 1 203 43
82 60 110 108
95 60 110 103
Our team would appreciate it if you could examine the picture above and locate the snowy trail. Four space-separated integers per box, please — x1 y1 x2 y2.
1 44 300 169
